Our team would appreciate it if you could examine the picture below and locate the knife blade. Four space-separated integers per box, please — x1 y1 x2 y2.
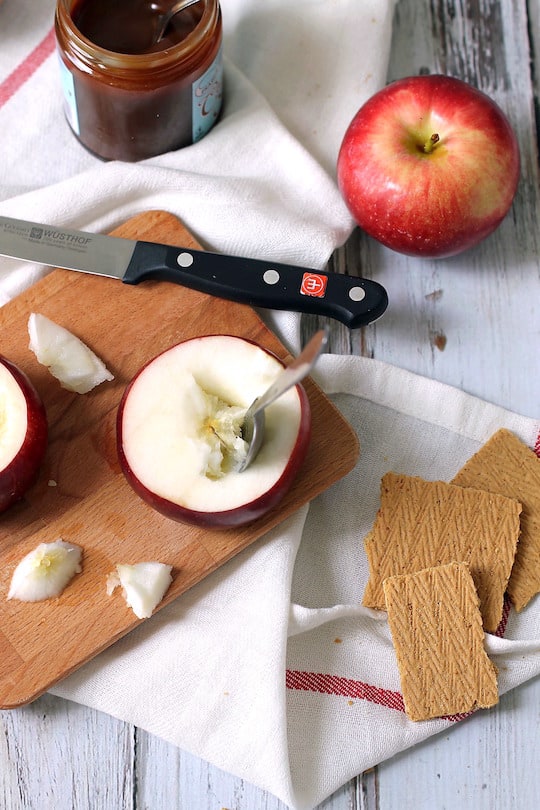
0 216 388 329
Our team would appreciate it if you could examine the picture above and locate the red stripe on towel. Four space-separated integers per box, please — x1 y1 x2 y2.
286 670 405 712
495 594 512 637
285 670 478 722
0 28 56 110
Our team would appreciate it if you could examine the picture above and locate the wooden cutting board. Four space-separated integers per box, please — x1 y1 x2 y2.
0 210 359 707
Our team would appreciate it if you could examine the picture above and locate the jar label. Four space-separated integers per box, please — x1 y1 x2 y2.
58 55 81 136
192 43 223 143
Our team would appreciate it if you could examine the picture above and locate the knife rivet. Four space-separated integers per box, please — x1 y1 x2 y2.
177 252 194 268
349 286 366 302
263 269 280 285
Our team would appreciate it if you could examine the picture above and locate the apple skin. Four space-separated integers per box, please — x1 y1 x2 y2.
116 336 312 529
337 74 520 258
0 356 48 513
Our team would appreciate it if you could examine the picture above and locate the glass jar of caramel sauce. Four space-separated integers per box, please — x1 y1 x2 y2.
55 0 223 161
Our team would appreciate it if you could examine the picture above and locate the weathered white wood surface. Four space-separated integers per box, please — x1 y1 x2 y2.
1 0 539 808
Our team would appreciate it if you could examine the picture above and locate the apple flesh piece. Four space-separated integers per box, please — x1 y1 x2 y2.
117 335 311 528
337 74 520 258
28 312 114 394
106 562 173 619
8 539 82 602
0 356 48 513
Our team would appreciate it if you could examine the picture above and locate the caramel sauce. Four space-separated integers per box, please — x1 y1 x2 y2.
72 0 203 54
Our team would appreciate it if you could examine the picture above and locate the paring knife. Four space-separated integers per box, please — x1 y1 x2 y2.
0 216 388 329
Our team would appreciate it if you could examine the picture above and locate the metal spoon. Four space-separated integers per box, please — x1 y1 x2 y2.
153 0 202 45
238 328 329 473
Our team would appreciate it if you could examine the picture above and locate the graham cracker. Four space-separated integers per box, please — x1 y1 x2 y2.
363 472 522 632
383 561 499 722
452 428 540 612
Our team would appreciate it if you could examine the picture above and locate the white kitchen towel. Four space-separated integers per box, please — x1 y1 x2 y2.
3 2 540 810
49 356 540 809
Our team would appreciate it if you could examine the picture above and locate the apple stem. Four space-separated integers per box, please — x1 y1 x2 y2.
423 133 440 153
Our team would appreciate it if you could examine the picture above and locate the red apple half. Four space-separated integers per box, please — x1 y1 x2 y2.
0 355 48 512
337 74 520 258
117 335 311 528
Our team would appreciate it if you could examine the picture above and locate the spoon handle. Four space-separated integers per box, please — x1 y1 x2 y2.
154 0 202 44
250 329 328 417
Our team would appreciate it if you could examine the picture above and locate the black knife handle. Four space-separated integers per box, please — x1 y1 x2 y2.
123 241 388 329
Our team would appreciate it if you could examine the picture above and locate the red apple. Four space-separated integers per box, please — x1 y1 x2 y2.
337 74 520 258
117 335 311 528
0 356 48 512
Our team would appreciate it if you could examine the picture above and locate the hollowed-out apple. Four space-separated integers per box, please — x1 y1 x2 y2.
116 335 311 528
0 355 48 512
